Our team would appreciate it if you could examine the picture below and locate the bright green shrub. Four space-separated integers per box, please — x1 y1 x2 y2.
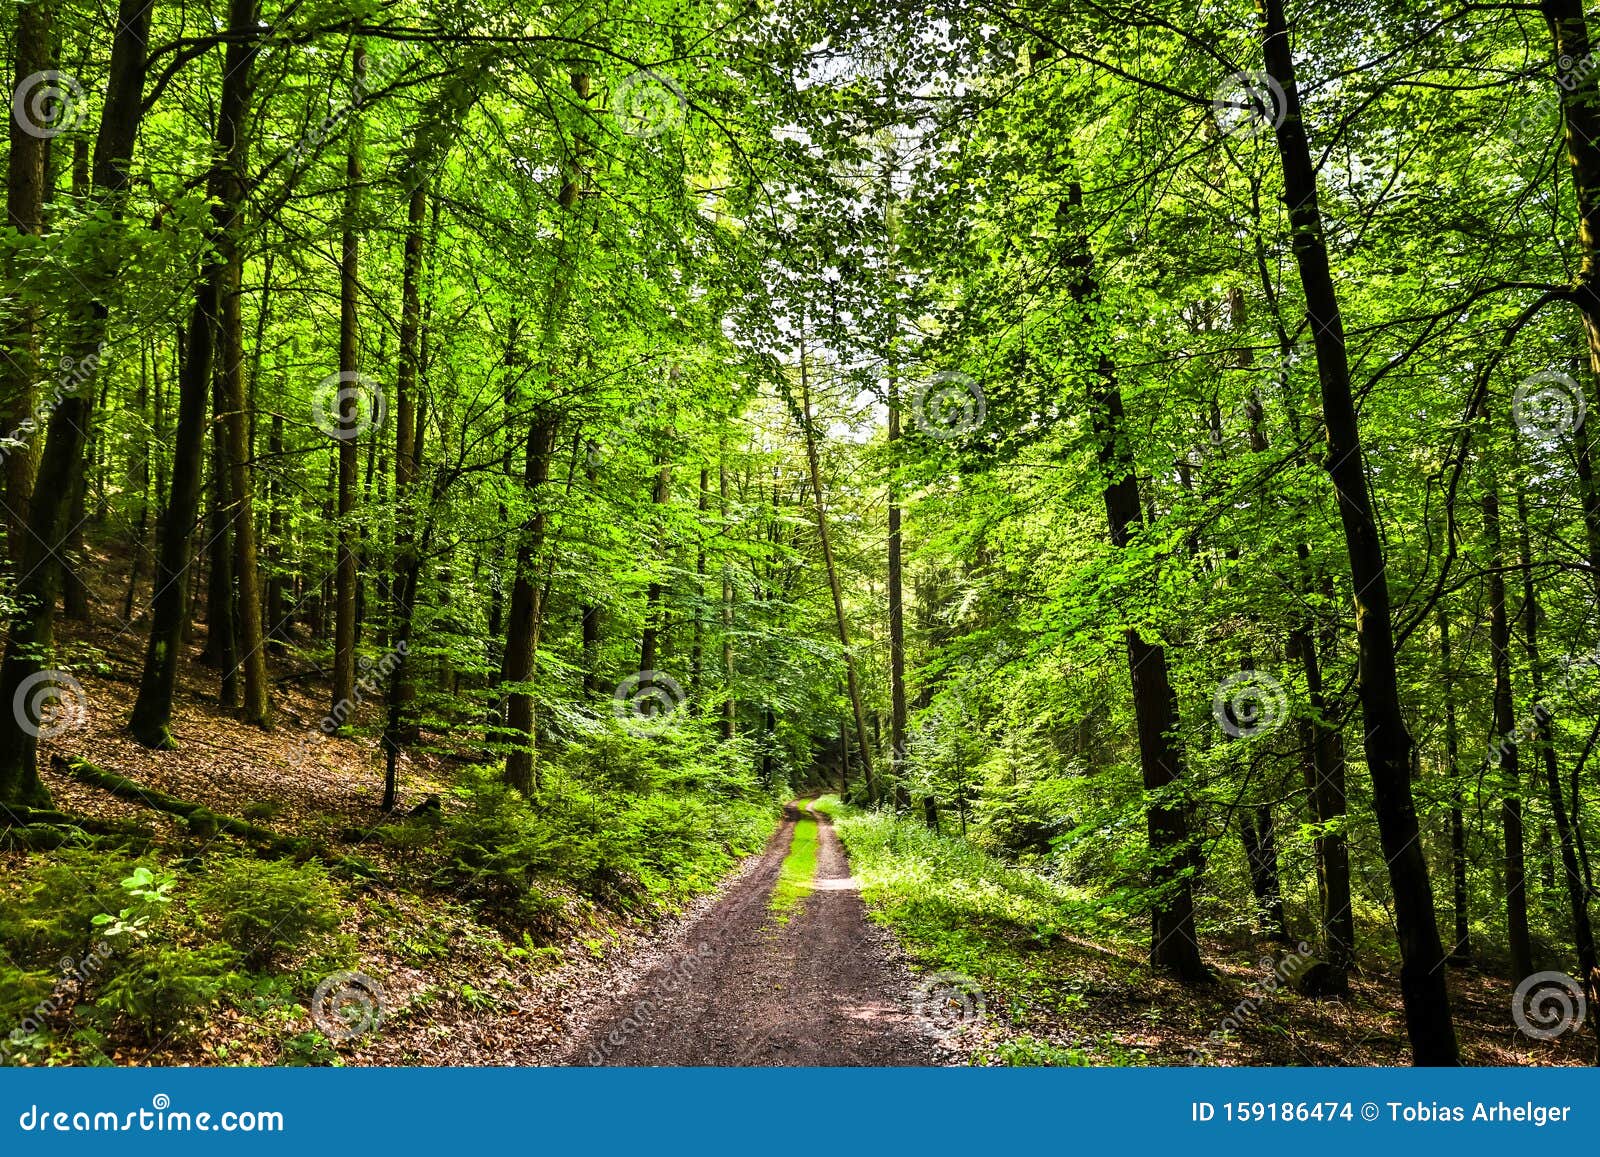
89 944 238 1041
0 850 144 965
196 857 342 969
0 965 57 1031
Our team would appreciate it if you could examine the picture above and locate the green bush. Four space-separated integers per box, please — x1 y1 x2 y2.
444 775 568 895
0 849 145 965
196 857 342 970
89 944 238 1041
0 965 58 1033
443 760 777 925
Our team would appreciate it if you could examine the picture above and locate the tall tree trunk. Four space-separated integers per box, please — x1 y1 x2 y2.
638 457 672 675
388 175 427 754
720 439 735 740
797 337 876 803
330 41 365 717
1060 179 1205 980
690 465 709 704
501 70 588 793
1439 607 1471 963
59 143 93 623
123 341 154 620
888 362 910 811
1258 0 1457 1063
502 413 557 794
1483 474 1532 979
221 214 269 725
205 362 238 705
266 411 289 644
0 1 53 541
1289 557 1355 975
1515 489 1599 1042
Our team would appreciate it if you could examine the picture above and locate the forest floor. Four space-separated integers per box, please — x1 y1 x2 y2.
10 537 1596 1066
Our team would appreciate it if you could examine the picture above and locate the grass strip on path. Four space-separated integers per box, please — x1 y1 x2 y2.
769 806 820 923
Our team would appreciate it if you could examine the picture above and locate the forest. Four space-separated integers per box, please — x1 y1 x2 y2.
0 0 1598 1070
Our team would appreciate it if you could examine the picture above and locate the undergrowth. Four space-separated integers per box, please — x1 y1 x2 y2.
1 724 779 1066
813 795 1149 1066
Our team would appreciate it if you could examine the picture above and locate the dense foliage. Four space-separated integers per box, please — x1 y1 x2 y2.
2 0 1599 1065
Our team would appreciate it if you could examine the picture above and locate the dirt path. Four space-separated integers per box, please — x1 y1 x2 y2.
561 803 945 1066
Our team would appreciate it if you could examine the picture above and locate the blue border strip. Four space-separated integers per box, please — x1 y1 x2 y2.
3 1067 1596 1153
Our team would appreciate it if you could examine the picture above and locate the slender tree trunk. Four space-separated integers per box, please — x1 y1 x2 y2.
123 342 153 620
266 411 289 644
1483 474 1532 979
1289 559 1355 975
501 71 588 791
1059 178 1205 980
639 457 672 674
797 337 875 803
690 465 709 704
389 175 427 749
1439 607 1471 963
1258 0 1457 1062
331 42 365 716
384 356 430 812
720 441 735 740
1515 489 1599 1042
888 363 910 812
58 147 93 622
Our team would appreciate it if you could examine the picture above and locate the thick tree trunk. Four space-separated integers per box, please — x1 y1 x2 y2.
221 225 269 726
1258 0 1457 1063
0 1 53 541
502 413 557 794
